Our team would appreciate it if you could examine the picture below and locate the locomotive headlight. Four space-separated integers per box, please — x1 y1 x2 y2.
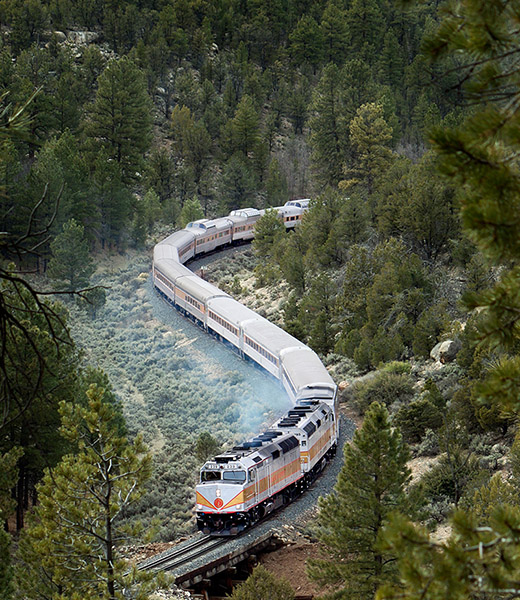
196 504 204 510
234 504 243 511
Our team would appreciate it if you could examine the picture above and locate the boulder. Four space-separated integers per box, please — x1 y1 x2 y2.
67 31 100 45
430 339 461 363
430 342 443 362
439 339 461 363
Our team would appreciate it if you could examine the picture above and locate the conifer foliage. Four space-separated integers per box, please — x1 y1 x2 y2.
376 1 520 598
309 402 410 600
16 385 156 600
229 565 294 600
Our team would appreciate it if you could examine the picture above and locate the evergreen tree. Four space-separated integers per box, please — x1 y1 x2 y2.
309 402 410 600
300 190 343 268
309 63 348 187
178 195 204 228
0 447 22 599
33 130 95 239
289 15 324 68
252 208 285 261
0 274 79 531
196 432 220 463
340 102 394 197
264 158 288 206
377 1 520 598
229 565 294 600
320 0 349 64
218 154 258 212
84 56 152 184
15 385 158 600
47 218 95 290
231 94 260 158
345 0 387 64
92 150 133 248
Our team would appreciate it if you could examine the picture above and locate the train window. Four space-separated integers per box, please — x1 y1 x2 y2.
248 470 256 482
223 470 246 483
301 441 306 447
201 471 221 482
271 450 280 460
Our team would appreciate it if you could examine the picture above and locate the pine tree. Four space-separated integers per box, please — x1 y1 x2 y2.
231 94 260 158
178 195 204 228
345 0 387 64
47 218 94 290
218 154 258 212
15 385 160 600
320 0 349 64
0 275 79 531
340 102 394 196
229 565 294 600
196 432 220 463
252 208 285 261
309 63 348 187
309 402 410 600
289 15 324 68
0 447 22 600
377 1 520 598
84 56 152 184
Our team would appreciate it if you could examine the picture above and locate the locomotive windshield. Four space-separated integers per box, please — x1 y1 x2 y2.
201 471 221 482
222 470 246 483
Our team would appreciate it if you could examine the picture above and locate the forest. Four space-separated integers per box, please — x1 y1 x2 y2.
2 0 520 598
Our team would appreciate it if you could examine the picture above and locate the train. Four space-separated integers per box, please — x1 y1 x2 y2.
152 200 338 536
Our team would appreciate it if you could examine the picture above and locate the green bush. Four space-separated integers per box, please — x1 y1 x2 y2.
353 371 414 414
380 361 412 375
395 397 443 444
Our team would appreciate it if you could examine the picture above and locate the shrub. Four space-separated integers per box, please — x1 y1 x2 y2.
380 361 412 375
395 397 443 443
417 429 440 457
353 371 414 414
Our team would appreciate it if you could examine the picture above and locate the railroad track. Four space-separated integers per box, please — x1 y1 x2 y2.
139 536 229 573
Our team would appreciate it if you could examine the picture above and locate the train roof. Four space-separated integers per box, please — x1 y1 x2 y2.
176 274 229 302
272 205 302 217
204 433 299 468
228 208 261 219
154 230 196 262
280 346 336 393
187 217 233 232
242 318 304 354
272 401 331 435
285 198 310 208
154 257 193 282
207 296 260 324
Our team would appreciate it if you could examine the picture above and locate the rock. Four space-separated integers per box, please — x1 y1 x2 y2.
66 31 100 45
338 380 349 392
430 339 461 363
439 339 461 363
430 342 443 362
50 30 67 42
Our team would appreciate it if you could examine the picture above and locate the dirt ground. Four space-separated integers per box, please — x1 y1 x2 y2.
259 540 328 598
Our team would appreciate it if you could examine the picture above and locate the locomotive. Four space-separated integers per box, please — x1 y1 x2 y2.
152 201 338 535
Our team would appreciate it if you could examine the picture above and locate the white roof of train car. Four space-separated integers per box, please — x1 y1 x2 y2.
154 257 193 282
154 230 195 262
281 347 335 390
272 205 302 217
176 274 229 302
242 318 303 354
229 208 261 218
207 296 260 324
285 199 310 208
187 217 233 231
